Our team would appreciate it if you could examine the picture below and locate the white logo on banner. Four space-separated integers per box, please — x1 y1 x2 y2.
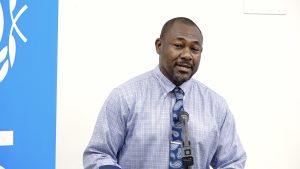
0 0 28 82
0 1 27 168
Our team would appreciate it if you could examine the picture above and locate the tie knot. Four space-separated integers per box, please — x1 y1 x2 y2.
173 87 184 100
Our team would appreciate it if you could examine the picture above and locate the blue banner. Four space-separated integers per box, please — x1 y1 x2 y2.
0 0 58 168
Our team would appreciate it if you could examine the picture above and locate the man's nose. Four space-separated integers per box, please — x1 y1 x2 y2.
180 47 192 60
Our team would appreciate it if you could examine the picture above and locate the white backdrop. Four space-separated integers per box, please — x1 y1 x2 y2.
57 0 300 168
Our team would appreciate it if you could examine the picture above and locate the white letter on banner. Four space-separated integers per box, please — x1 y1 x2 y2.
0 130 13 146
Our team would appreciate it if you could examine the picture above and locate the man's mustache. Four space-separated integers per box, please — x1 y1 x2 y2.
176 62 192 68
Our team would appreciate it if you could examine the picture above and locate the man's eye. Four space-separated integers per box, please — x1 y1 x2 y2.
192 48 200 52
174 44 183 49
191 47 202 53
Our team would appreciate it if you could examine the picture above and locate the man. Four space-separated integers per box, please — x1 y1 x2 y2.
83 17 246 169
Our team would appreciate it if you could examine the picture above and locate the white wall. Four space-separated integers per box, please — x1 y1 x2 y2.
57 0 300 168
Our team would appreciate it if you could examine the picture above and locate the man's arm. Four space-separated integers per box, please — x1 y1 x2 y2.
83 88 127 169
210 103 247 169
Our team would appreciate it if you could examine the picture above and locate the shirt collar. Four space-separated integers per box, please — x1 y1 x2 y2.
152 66 192 97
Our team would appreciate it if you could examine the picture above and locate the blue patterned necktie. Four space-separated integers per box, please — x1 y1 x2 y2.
169 87 185 169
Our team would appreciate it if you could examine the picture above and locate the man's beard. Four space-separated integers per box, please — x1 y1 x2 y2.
172 71 192 86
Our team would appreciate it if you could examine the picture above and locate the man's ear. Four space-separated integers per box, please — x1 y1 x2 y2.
155 38 162 55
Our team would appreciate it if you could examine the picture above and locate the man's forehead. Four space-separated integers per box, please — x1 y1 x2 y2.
168 23 202 41
171 30 203 43
176 31 201 38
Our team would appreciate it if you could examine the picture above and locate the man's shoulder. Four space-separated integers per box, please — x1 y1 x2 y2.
118 69 155 89
110 69 157 98
189 79 230 124
189 78 227 104
105 70 156 103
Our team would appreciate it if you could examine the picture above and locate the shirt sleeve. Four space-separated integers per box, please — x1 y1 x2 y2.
83 88 127 169
210 102 247 169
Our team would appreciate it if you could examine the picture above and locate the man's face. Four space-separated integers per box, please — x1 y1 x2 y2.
156 22 203 86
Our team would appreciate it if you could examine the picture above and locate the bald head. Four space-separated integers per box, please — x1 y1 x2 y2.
160 17 203 40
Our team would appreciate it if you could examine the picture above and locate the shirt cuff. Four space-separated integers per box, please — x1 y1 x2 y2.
99 165 121 169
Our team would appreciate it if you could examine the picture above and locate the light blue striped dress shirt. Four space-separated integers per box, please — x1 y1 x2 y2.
83 67 246 169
